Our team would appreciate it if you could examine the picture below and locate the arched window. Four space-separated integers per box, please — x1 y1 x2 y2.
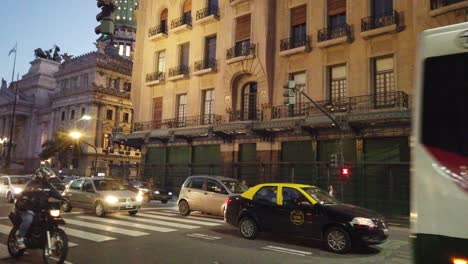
241 82 258 120
182 0 192 25
160 9 168 32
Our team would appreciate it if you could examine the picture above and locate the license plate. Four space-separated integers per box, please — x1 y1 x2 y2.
126 204 132 208
383 228 389 235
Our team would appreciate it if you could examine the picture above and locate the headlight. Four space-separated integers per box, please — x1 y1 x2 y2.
13 187 23 194
168 192 173 196
155 191 160 195
50 209 60 217
351 217 376 227
136 195 143 202
105 196 119 203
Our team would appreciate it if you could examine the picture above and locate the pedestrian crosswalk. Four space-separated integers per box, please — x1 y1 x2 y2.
0 209 224 251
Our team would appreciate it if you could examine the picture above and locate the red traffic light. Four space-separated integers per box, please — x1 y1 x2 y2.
340 167 350 178
69 145 74 150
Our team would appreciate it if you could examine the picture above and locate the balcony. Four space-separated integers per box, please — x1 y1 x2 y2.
226 42 256 64
271 91 409 119
229 109 263 122
146 72 165 85
430 0 468 16
193 58 217 76
148 24 167 41
317 24 352 48
196 5 219 24
170 15 192 33
168 65 189 81
361 11 404 38
133 114 223 132
230 0 249 6
279 36 311 57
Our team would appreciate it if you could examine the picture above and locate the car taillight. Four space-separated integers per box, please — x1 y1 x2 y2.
226 197 232 205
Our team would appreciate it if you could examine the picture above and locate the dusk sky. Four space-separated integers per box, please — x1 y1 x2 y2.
0 0 98 86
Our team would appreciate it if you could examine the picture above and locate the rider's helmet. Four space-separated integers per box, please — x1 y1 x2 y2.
34 167 55 182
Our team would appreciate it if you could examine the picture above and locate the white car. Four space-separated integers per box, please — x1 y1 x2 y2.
0 175 32 203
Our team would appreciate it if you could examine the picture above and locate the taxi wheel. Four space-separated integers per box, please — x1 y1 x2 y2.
178 200 190 216
239 217 258 240
161 200 168 204
128 210 138 216
62 198 72 213
325 227 351 254
95 201 106 217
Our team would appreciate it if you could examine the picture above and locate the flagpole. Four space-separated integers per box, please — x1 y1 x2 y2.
10 43 17 85
4 73 19 169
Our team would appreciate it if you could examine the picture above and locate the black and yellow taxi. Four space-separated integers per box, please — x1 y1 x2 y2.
224 183 389 253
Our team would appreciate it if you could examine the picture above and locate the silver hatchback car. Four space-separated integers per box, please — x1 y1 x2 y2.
62 177 143 217
177 176 248 217
0 175 32 203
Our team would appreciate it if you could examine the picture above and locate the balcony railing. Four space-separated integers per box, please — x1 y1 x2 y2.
146 72 165 82
271 91 409 119
430 0 465 9
168 65 189 77
194 58 217 71
318 24 351 42
226 42 256 60
229 109 263 122
133 114 223 131
196 5 219 20
280 35 310 51
148 24 167 37
171 15 192 29
361 10 402 32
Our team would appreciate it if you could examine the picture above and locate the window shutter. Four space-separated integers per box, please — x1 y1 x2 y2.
291 5 306 26
183 0 192 13
160 9 168 21
235 15 251 41
328 0 346 16
152 97 163 122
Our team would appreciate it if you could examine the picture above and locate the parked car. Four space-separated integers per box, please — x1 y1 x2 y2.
49 176 66 191
177 175 248 217
0 175 32 203
225 183 389 254
62 177 143 217
129 180 173 203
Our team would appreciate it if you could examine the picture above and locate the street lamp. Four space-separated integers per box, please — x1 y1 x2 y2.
68 130 98 176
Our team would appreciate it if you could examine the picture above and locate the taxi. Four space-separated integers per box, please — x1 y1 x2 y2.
224 183 388 253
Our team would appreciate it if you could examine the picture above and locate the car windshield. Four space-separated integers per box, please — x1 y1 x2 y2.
94 179 127 191
10 177 30 185
301 187 338 205
221 180 248 193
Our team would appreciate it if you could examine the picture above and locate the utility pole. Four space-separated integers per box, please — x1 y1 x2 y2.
4 73 19 169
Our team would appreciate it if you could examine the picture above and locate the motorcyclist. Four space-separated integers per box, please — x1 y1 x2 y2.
14 167 64 249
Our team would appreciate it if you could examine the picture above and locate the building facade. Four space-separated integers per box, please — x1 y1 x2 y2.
0 45 140 176
126 0 467 219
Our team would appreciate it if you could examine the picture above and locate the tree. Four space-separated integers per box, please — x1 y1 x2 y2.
39 131 81 167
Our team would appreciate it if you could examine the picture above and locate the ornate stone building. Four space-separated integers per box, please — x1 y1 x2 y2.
0 45 139 176
122 0 466 217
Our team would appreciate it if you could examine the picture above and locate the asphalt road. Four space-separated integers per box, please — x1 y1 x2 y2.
0 199 412 264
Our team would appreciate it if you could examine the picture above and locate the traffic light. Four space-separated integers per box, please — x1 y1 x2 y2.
283 80 296 106
340 167 351 180
95 0 116 41
330 153 338 168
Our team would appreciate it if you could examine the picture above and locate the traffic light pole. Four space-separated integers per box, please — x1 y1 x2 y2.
298 90 342 130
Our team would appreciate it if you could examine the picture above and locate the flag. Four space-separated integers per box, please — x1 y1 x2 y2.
8 43 17 56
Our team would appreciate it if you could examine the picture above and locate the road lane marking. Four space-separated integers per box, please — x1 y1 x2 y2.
145 211 226 224
0 224 79 248
76 216 177 232
64 219 148 237
62 227 116 242
0 217 8 220
262 246 312 256
113 215 200 229
136 213 221 226
186 233 221 240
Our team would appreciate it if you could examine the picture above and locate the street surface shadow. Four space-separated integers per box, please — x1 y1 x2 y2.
210 226 381 257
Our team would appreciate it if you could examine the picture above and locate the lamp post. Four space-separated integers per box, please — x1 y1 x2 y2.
69 131 98 177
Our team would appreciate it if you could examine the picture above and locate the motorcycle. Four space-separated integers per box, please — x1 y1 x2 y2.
7 200 68 264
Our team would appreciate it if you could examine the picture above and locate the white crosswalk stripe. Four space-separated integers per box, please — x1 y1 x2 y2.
113 215 200 229
136 213 221 226
146 211 226 224
76 216 177 232
62 227 116 242
64 219 149 237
